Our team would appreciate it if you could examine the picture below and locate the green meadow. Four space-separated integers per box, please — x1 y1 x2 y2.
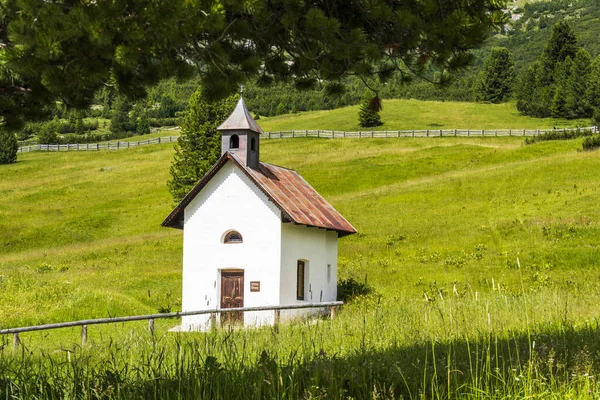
2 134 600 398
258 99 591 132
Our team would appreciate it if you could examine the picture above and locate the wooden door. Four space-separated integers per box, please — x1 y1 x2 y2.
220 271 244 324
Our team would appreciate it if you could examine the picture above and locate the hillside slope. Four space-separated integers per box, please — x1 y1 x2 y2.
1 137 599 327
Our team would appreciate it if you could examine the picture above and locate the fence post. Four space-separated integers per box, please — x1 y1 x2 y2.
13 333 20 351
467 129 470 137
158 137 162 144
330 306 337 320
359 131 361 138
426 129 429 137
482 130 484 137
412 130 414 137
495 130 497 136
440 129 442 137
509 129 512 136
274 310 280 333
148 318 155 335
81 325 88 346
454 129 457 137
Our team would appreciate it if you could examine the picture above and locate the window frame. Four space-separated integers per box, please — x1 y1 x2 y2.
297 260 305 300
223 230 243 244
230 134 239 149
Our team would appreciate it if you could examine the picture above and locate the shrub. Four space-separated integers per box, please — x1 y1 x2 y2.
582 134 600 151
337 277 374 302
0 130 18 164
524 128 595 144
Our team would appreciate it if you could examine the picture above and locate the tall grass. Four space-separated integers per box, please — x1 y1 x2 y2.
2 289 600 399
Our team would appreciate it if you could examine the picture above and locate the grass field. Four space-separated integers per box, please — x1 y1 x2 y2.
258 99 591 132
2 135 600 398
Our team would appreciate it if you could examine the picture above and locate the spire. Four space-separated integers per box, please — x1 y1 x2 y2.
217 97 263 134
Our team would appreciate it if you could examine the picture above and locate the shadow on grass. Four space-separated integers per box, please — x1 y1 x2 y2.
1 321 599 399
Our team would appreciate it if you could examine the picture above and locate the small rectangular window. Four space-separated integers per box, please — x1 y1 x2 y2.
327 264 331 284
297 260 305 300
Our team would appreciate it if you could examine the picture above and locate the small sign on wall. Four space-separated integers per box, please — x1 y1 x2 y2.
250 281 260 292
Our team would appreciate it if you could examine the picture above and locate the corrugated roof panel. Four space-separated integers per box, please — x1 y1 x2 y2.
162 152 357 237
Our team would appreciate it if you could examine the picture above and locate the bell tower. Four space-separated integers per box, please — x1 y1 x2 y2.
217 97 263 170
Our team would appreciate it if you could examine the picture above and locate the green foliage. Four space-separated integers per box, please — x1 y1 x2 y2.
543 21 578 68
0 129 18 164
0 0 506 129
337 277 374 302
516 22 597 120
136 113 151 135
110 97 134 135
474 47 515 103
168 88 238 203
524 127 595 144
36 118 60 144
582 134 600 151
358 92 383 128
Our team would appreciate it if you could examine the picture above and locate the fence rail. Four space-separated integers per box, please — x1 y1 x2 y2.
18 126 599 153
1 301 343 350
261 126 598 139
18 135 180 153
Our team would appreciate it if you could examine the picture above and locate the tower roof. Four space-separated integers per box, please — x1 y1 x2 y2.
217 97 264 134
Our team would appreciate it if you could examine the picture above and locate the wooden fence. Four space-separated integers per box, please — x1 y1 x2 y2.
261 126 599 139
18 136 180 153
18 126 599 153
1 301 343 350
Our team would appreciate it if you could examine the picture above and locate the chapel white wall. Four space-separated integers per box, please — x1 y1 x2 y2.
180 161 281 330
279 224 338 321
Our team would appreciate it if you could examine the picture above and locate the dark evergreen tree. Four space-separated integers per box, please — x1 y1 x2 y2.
550 57 573 118
110 97 133 135
168 88 238 203
474 47 515 103
37 118 60 144
543 22 578 69
566 49 592 118
136 113 151 135
0 130 18 164
358 91 383 128
516 61 552 117
586 55 600 114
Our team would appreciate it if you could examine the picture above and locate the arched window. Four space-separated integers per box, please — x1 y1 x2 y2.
230 134 239 149
224 230 243 244
250 137 256 151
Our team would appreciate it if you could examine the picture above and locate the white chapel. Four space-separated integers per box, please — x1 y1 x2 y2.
162 98 356 331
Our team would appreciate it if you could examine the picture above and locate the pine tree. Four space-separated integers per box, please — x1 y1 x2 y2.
110 97 133 136
474 47 515 103
586 55 600 115
0 0 505 129
550 57 573 118
168 88 238 203
0 130 18 164
543 22 578 69
136 113 151 135
565 48 592 118
358 92 383 128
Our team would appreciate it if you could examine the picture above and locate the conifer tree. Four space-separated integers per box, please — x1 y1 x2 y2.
586 55 600 114
168 88 238 203
0 0 506 130
358 91 383 128
474 47 515 103
0 130 18 164
543 22 578 69
566 49 592 118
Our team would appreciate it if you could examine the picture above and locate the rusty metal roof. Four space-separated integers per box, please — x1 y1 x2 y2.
162 152 357 237
217 97 263 134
